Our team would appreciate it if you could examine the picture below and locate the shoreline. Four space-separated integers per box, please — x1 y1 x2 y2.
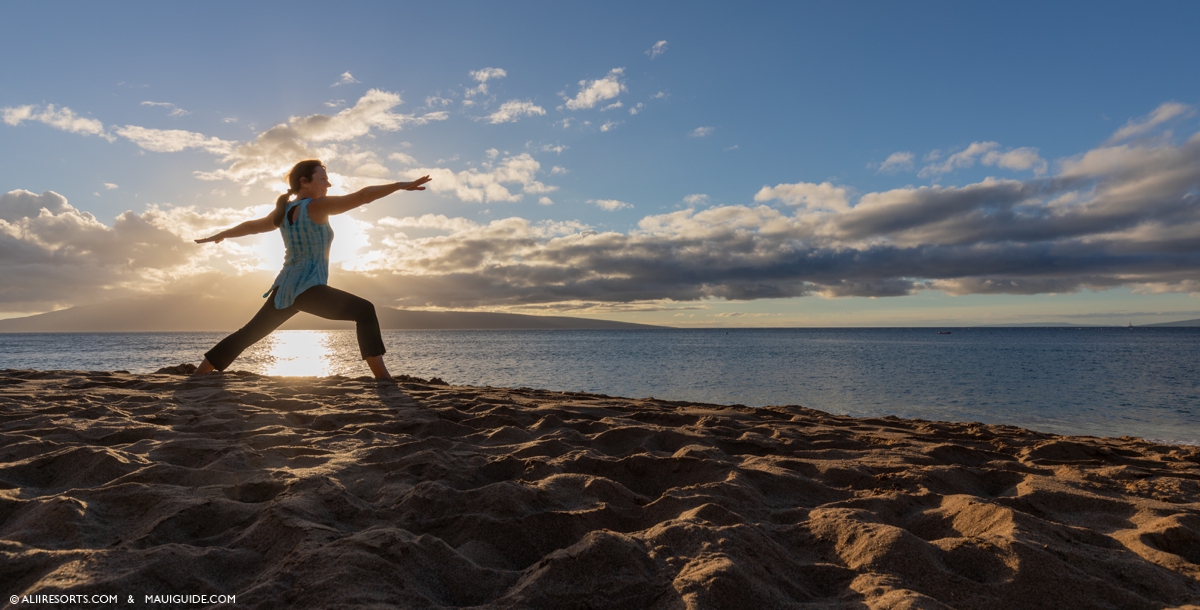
1 368 1198 608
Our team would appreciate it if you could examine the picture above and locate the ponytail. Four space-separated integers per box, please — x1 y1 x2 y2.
271 190 293 228
271 160 325 227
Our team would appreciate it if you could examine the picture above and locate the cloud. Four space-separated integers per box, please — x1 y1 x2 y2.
116 126 236 154
600 120 621 132
538 197 554 205
324 110 1200 308
588 199 632 211
629 102 645 115
2 104 111 140
690 126 714 137
683 194 709 205
878 151 914 173
485 100 546 124
550 166 568 175
426 96 453 107
754 181 849 211
919 141 1047 177
398 152 556 203
11 101 1200 315
541 144 568 154
467 67 506 98
103 183 118 190
141 101 189 117
332 72 360 87
389 152 418 165
601 101 623 111
1108 102 1195 143
0 190 207 311
198 89 447 185
564 68 625 110
471 68 507 83
646 40 668 59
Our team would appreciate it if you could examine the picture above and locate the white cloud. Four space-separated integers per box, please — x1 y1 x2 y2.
470 67 507 83
389 152 418 165
651 92 667 100
683 194 709 205
754 181 849 211
919 141 1046 177
325 100 346 108
602 101 623 111
426 96 453 107
629 102 645 115
198 89 447 185
103 183 118 190
600 120 621 132
588 199 632 211
541 144 568 154
398 152 555 203
982 147 1046 175
538 197 554 205
467 67 507 98
2 104 111 140
646 40 668 59
550 166 568 175
564 68 625 110
690 126 714 137
1109 102 1195 143
141 101 189 117
486 148 500 159
115 126 236 154
332 72 360 87
485 100 546 124
878 151 914 173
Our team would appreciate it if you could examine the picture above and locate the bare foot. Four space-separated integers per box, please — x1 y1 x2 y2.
365 355 392 380
193 359 216 375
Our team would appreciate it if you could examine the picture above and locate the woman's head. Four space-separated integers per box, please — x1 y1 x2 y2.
272 160 327 227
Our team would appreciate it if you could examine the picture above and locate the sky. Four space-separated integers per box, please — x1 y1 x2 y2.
3 1 1200 326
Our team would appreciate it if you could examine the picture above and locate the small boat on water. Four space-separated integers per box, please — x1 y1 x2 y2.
937 331 952 335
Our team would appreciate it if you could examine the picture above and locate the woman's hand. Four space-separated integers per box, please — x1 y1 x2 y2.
402 176 432 191
195 235 224 244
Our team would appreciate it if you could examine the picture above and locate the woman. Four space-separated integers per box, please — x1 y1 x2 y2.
193 159 432 379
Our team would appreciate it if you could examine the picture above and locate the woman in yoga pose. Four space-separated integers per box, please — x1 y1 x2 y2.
193 159 431 379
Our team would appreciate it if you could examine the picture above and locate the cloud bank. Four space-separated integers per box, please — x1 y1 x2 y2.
3 104 1200 314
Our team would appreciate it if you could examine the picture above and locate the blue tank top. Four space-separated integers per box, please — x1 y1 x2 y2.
264 198 334 309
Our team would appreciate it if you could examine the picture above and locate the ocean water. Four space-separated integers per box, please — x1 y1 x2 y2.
1 328 1197 444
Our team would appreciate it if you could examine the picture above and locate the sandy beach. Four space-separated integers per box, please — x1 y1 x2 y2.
1 368 1198 609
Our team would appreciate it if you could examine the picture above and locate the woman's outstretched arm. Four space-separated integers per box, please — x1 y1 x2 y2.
308 176 432 223
194 215 275 244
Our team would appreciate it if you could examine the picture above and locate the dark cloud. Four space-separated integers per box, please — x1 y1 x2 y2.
346 129 1200 307
0 190 196 312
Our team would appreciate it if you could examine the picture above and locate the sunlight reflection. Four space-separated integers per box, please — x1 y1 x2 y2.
263 330 334 377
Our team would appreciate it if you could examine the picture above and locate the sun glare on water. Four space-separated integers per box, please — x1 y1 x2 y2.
262 331 335 377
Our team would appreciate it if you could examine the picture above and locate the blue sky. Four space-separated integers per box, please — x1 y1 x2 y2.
3 1 1200 325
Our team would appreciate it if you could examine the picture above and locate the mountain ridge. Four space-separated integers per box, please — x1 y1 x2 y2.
0 295 661 332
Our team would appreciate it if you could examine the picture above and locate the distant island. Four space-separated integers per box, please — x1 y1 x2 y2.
981 319 1200 327
1141 318 1200 327
0 295 660 332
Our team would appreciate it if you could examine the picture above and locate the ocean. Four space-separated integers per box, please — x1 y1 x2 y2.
2 328 1197 445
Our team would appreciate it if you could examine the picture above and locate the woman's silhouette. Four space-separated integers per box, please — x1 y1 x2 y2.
193 160 431 379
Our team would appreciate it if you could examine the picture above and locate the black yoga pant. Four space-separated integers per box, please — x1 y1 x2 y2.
204 285 385 371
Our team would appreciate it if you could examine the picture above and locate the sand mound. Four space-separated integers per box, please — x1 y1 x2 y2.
1 369 1198 609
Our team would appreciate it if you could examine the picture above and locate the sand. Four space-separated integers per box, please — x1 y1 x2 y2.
1 368 1198 609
